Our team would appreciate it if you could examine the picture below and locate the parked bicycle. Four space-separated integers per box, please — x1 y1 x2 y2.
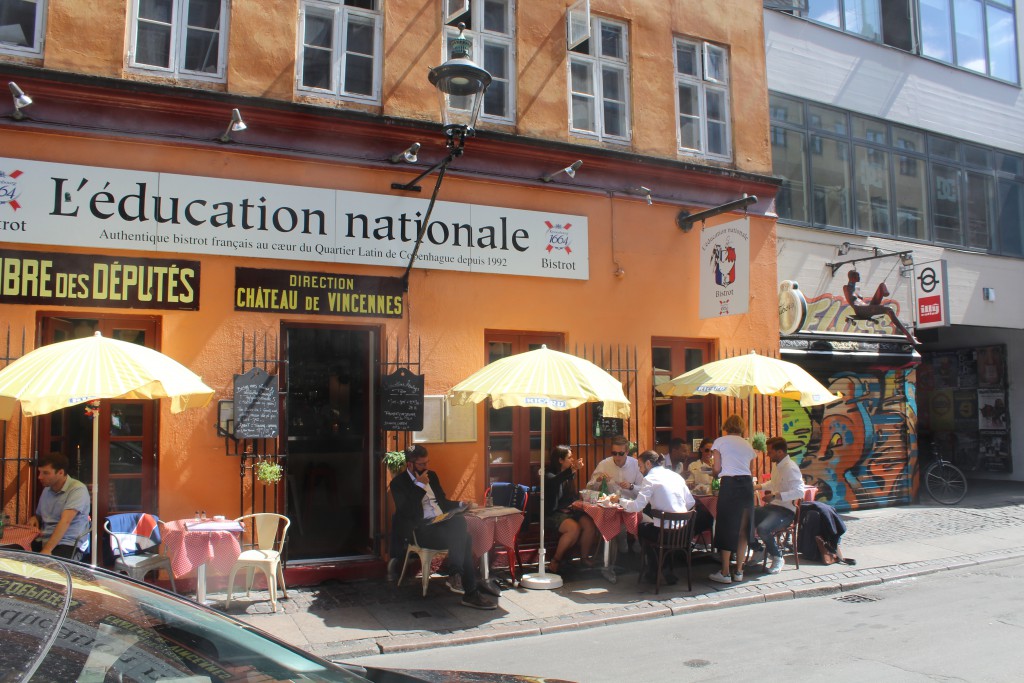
923 441 968 505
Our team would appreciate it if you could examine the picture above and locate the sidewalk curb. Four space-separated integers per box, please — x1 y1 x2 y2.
338 547 1024 660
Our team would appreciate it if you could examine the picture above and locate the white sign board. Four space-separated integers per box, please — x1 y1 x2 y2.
699 217 749 318
914 259 950 328
0 157 589 280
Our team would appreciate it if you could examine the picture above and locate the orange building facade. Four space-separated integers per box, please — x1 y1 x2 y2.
1 0 779 580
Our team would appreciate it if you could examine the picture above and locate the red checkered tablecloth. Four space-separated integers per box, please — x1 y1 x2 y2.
2 524 41 550
465 507 524 559
695 495 718 518
577 502 640 542
163 519 242 579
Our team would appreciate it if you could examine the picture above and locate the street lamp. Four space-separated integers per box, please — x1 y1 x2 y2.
396 24 492 290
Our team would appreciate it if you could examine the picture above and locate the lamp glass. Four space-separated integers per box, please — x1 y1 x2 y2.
430 29 492 131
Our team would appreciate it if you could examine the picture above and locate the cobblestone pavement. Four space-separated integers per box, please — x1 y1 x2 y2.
224 480 1024 658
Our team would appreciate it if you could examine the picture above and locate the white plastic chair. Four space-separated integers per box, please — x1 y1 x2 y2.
104 514 176 592
226 513 290 612
397 528 448 597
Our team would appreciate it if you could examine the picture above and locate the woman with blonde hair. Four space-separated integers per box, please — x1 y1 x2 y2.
708 414 756 584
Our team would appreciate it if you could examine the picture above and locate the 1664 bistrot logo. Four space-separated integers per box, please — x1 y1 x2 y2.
0 169 24 211
544 220 572 254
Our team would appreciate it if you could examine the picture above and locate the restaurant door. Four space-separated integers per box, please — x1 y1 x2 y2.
652 338 717 452
37 316 161 532
283 325 377 562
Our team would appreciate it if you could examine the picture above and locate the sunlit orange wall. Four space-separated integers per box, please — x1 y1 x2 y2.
0 130 776 521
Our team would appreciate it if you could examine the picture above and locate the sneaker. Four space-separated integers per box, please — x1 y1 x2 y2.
461 590 497 610
732 570 744 582
767 556 785 574
446 574 465 595
747 549 765 566
708 570 732 585
478 578 501 597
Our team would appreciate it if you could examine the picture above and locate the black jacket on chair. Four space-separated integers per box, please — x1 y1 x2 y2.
389 469 460 544
797 500 847 560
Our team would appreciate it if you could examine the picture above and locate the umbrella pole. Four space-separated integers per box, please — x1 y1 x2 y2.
520 408 562 590
91 412 99 565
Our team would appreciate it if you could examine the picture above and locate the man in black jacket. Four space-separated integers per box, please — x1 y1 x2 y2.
389 445 496 610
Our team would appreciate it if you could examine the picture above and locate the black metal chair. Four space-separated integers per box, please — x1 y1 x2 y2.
637 509 695 594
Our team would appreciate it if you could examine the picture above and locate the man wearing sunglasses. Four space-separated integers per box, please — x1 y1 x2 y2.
587 436 644 499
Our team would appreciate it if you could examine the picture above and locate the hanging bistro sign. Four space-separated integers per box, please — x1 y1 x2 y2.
699 217 750 319
235 267 403 317
0 249 200 310
0 157 589 280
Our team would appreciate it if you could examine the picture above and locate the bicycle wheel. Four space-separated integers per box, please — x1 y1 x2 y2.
924 461 968 505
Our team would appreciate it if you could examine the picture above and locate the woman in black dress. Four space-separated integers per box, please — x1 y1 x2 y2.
545 445 598 573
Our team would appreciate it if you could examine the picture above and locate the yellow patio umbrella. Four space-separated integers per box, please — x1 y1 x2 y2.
0 331 215 563
449 345 630 590
655 351 841 437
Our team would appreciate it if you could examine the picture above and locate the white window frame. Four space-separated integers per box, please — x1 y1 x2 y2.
566 0 590 50
0 0 46 57
443 0 516 124
567 16 630 143
128 0 228 81
297 0 382 104
673 37 732 161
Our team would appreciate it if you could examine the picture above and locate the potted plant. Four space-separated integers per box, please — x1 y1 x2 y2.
383 450 406 475
254 458 284 485
750 431 767 453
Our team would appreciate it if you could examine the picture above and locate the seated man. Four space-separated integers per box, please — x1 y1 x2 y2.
668 438 694 476
749 437 805 574
389 445 496 610
610 450 694 584
587 435 644 499
28 452 91 559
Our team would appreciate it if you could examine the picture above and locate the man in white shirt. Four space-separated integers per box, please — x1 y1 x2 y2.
750 436 806 574
587 435 644 500
611 450 694 584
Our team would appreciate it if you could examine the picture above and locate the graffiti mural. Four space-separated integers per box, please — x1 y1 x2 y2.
781 368 916 512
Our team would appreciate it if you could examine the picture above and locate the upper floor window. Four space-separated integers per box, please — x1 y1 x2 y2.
445 0 515 123
568 17 630 142
674 38 731 160
776 0 1018 83
129 0 227 80
299 0 381 103
0 0 46 56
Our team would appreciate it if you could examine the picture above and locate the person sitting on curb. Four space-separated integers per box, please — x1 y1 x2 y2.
749 436 805 574
389 445 497 610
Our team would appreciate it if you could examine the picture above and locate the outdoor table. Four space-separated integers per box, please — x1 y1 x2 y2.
163 518 243 604
465 506 525 581
575 501 640 583
1 524 41 550
694 494 718 518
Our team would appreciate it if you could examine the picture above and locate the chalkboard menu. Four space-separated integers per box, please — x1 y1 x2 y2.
592 401 624 438
233 368 280 439
381 368 424 431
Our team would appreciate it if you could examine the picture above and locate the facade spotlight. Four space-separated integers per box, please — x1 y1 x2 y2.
632 186 653 205
390 142 421 164
541 160 582 182
8 82 32 120
218 108 246 143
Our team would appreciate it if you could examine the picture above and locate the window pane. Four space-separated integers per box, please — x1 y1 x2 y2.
484 80 507 116
807 0 841 27
965 171 993 249
963 144 992 168
678 84 700 149
139 0 173 23
570 60 594 95
705 89 727 155
854 145 891 233
483 0 508 34
136 23 172 67
932 163 962 243
769 94 803 125
344 54 373 95
304 12 333 49
772 127 807 223
303 47 332 88
920 0 954 62
572 94 596 131
895 155 928 239
953 0 985 71
845 0 881 40
483 41 507 79
930 134 959 160
600 22 624 59
707 121 727 157
346 15 374 55
183 28 218 72
810 135 851 227
807 104 847 134
986 5 1018 82
852 115 887 144
187 0 220 29
705 44 727 82
997 180 1024 255
996 152 1022 175
893 125 924 153
601 65 624 101
676 41 697 77
0 0 38 47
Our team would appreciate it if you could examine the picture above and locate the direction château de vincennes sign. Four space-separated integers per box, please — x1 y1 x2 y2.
0 158 589 280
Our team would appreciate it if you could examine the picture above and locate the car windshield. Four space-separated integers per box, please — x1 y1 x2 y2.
0 551 368 683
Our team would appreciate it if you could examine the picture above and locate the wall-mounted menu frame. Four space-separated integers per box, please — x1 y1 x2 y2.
233 368 279 439
411 395 478 443
412 396 444 443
